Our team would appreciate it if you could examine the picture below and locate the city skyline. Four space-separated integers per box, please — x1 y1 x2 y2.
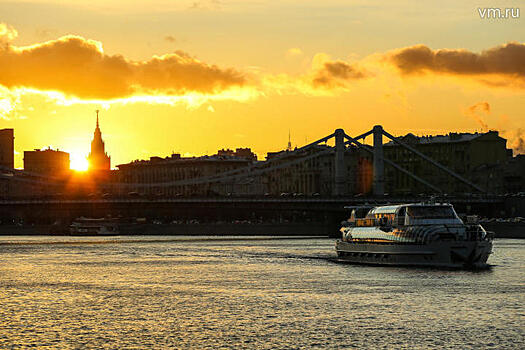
1 4 524 350
0 1 523 170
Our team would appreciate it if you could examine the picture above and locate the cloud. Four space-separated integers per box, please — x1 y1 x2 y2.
386 42 525 88
164 35 176 43
0 23 18 47
0 26 245 100
35 28 56 39
468 102 490 114
0 86 21 120
263 53 372 96
461 102 524 155
188 0 222 10
312 60 370 88
508 129 525 155
285 47 303 58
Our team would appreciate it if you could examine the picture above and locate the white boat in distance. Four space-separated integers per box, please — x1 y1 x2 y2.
69 217 120 236
336 202 493 268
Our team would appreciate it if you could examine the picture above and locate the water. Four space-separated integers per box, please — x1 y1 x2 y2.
0 236 523 349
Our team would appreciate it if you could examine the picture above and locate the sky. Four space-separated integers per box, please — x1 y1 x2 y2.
0 0 523 170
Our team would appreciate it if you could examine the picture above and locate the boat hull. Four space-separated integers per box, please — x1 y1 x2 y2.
335 240 492 269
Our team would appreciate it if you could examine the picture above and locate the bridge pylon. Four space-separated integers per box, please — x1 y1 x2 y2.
334 128 346 196
373 125 385 196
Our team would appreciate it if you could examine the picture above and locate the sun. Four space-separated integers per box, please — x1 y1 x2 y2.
70 153 89 171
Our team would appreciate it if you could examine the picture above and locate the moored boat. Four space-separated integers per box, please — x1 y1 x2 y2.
336 202 493 268
69 217 120 236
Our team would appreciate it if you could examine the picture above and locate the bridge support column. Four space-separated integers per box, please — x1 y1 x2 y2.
373 125 385 196
334 128 346 196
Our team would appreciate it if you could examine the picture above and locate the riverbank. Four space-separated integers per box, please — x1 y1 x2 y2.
0 223 337 237
0 222 523 238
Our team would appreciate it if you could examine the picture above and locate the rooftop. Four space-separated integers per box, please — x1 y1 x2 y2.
117 152 255 169
385 130 501 146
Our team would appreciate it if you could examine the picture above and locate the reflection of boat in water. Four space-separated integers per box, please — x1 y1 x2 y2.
70 217 120 236
336 203 493 268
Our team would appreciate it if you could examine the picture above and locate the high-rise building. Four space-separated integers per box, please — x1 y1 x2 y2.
24 148 70 174
88 110 111 171
0 128 14 169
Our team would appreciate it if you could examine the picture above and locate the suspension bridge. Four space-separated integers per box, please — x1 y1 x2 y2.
1 125 507 224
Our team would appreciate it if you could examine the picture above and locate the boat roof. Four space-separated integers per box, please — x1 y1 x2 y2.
368 202 452 215
343 205 375 209
73 217 119 222
368 205 403 215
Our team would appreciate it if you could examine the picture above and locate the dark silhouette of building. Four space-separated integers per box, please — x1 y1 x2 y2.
265 145 372 196
473 154 525 194
24 148 70 174
88 110 111 171
0 128 14 169
217 148 257 161
383 131 511 194
116 151 260 196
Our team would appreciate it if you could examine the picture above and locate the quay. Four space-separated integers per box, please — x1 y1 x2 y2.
1 196 523 238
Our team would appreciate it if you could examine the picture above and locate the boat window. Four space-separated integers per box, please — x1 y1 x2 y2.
406 206 456 219
396 207 406 225
354 208 370 219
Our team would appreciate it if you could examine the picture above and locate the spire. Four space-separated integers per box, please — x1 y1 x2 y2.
88 109 110 171
287 130 292 151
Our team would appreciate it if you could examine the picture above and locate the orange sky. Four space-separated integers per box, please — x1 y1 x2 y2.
0 1 523 169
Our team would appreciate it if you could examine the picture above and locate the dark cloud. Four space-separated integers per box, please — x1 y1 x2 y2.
387 42 525 87
312 61 370 88
164 36 176 43
0 33 245 99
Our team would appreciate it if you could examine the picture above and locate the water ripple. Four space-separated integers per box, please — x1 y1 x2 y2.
0 238 523 349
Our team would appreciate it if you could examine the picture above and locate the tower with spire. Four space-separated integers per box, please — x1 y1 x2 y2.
286 130 292 151
88 110 111 171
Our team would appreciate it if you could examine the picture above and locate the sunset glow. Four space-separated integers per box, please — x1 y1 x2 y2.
70 153 89 171
0 4 523 349
0 1 523 170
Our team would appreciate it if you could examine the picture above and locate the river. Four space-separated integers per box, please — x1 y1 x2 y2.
0 236 523 349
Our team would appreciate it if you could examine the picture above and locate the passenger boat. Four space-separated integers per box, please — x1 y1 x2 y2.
336 203 493 268
69 217 120 235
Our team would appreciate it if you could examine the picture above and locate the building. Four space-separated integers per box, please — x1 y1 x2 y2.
88 111 111 171
0 128 14 170
500 155 525 193
264 145 372 196
115 143 373 197
383 131 511 194
217 148 257 161
23 148 70 175
472 154 525 194
116 149 260 196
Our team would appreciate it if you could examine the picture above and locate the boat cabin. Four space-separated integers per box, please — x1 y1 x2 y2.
347 203 462 227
